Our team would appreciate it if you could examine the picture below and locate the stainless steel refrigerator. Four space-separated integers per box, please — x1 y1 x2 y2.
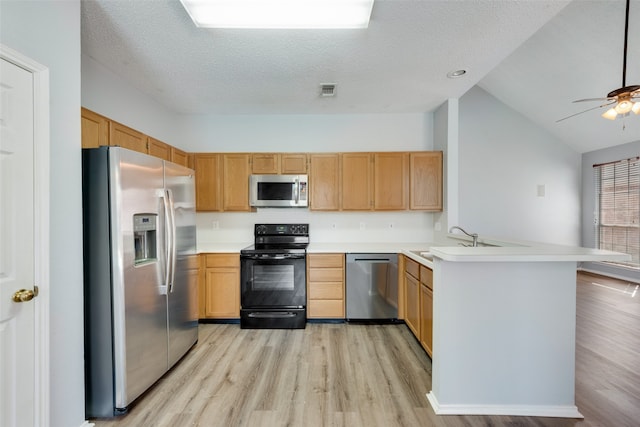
82 147 198 417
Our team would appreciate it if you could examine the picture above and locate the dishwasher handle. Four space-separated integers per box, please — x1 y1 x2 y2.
346 253 398 264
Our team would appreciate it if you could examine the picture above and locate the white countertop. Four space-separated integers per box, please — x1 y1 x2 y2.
197 238 631 265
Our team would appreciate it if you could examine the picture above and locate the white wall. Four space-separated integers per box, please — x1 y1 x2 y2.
82 54 182 146
1 1 85 426
581 140 640 283
457 86 582 245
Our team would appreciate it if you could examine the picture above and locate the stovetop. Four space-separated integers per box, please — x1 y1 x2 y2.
241 223 309 255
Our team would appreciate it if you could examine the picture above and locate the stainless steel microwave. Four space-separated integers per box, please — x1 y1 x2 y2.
249 174 308 208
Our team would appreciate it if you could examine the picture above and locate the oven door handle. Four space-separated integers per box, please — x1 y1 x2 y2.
241 254 305 260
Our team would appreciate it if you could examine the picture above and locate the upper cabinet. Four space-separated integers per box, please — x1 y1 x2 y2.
374 152 408 210
251 153 308 174
147 136 171 161
341 153 373 211
109 121 147 154
223 154 252 212
410 152 443 211
81 108 109 149
309 154 340 211
171 147 191 168
194 153 222 212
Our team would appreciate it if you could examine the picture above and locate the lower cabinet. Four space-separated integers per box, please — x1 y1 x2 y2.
200 253 240 319
403 256 433 357
307 253 345 318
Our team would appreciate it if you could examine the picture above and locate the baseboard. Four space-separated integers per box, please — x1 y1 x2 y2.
79 421 95 427
426 392 584 418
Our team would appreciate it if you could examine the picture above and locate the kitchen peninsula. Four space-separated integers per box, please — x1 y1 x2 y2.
403 239 631 418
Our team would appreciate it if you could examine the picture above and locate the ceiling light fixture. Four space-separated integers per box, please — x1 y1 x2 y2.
179 0 375 29
447 69 467 79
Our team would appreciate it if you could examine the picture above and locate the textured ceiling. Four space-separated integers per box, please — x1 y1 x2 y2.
81 0 640 153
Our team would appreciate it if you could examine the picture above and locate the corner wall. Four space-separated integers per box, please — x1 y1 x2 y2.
457 86 582 246
1 1 85 426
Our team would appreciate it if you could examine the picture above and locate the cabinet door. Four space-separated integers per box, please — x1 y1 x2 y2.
281 153 308 174
223 153 251 211
410 152 443 211
109 121 147 154
252 153 279 174
205 268 240 318
341 153 372 210
194 153 221 211
420 284 433 357
374 152 408 210
309 154 340 211
171 147 190 168
405 272 420 337
147 137 171 161
81 108 109 148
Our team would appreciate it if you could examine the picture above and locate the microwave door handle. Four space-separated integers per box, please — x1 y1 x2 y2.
294 177 300 204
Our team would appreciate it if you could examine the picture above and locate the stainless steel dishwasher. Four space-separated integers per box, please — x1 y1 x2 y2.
346 253 398 321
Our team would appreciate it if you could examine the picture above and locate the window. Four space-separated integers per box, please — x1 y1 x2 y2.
594 157 639 268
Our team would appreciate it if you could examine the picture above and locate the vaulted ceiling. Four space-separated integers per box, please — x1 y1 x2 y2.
81 0 640 153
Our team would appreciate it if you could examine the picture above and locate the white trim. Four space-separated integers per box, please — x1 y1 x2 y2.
0 44 51 427
427 392 583 419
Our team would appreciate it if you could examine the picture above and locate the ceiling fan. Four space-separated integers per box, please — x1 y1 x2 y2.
557 0 639 122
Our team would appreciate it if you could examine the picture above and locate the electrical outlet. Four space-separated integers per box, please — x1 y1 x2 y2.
212 220 219 229
434 222 441 231
331 223 336 229
359 222 365 230
389 222 394 229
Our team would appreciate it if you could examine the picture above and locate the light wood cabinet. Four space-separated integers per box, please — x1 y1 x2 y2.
341 153 373 210
404 257 421 337
223 154 252 211
374 152 408 210
419 265 433 357
109 121 147 154
81 108 109 149
194 153 222 211
309 154 340 211
410 152 443 211
252 153 280 174
147 137 171 161
202 253 240 319
307 253 345 318
251 153 308 174
171 147 190 168
281 153 308 174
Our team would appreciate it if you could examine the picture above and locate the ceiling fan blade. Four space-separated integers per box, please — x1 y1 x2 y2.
556 101 616 123
572 97 613 103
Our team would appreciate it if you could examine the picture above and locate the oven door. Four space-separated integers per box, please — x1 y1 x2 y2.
240 253 306 308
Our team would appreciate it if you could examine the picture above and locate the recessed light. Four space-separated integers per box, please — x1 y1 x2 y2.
180 0 375 29
447 69 467 79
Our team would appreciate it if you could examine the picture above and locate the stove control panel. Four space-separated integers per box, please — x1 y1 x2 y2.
255 223 309 236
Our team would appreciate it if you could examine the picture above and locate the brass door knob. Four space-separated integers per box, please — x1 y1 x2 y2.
12 289 36 303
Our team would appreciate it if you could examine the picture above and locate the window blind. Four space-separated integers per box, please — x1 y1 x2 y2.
594 156 639 268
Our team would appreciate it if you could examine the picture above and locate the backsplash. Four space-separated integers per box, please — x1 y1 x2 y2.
196 210 434 245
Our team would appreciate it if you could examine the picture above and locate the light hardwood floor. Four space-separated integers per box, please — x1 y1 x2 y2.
91 272 640 427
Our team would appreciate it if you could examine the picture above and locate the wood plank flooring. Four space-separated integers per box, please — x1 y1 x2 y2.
91 272 640 427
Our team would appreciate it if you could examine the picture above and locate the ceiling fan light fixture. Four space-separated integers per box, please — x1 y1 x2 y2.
632 102 640 115
602 107 619 120
615 99 634 114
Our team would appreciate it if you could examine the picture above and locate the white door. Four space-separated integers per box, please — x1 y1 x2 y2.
0 57 36 427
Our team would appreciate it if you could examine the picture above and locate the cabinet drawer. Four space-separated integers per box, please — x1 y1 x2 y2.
308 299 344 318
308 253 344 268
308 268 343 283
405 258 419 279
308 282 343 300
420 265 433 290
205 253 240 268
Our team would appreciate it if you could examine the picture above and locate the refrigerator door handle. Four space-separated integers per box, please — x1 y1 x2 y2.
158 189 171 295
166 189 177 293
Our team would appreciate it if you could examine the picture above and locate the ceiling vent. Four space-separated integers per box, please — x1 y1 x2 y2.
320 84 337 97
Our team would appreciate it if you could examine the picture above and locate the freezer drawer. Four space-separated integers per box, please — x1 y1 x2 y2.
346 253 398 320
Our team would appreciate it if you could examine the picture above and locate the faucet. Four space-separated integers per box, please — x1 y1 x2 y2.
449 226 479 247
